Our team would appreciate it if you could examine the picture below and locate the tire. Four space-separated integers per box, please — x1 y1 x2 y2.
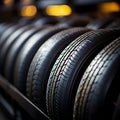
73 37 120 120
0 23 9 35
106 19 120 29
46 29 120 120
26 27 90 113
13 26 67 94
34 17 58 26
0 24 19 49
86 17 114 30
4 26 42 81
113 95 120 120
0 25 34 75
0 23 13 35
58 16 91 27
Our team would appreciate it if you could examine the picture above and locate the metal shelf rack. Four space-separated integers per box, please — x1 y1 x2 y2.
0 75 50 120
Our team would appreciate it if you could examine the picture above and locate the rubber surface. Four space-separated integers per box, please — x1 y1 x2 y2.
106 19 120 29
13 26 67 94
4 27 40 81
0 24 19 49
86 17 114 30
113 95 120 120
0 25 34 75
73 37 120 120
46 29 120 120
0 23 10 35
58 16 91 27
26 27 90 113
34 17 58 26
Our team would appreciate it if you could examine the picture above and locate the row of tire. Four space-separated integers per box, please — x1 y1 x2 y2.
0 16 120 120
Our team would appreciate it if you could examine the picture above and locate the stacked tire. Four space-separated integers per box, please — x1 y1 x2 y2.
0 16 120 120
46 29 120 120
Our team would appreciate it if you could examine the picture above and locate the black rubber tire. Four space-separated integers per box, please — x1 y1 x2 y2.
58 16 91 27
73 37 120 120
0 25 35 75
0 24 19 49
4 26 42 81
0 23 5 27
46 29 120 120
106 19 120 29
0 23 13 36
86 17 114 30
26 27 90 113
113 95 120 120
34 17 58 26
13 26 67 94
0 23 9 35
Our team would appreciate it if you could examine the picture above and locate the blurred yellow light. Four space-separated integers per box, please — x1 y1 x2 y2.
46 5 72 16
20 5 37 17
4 0 13 6
98 2 120 13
